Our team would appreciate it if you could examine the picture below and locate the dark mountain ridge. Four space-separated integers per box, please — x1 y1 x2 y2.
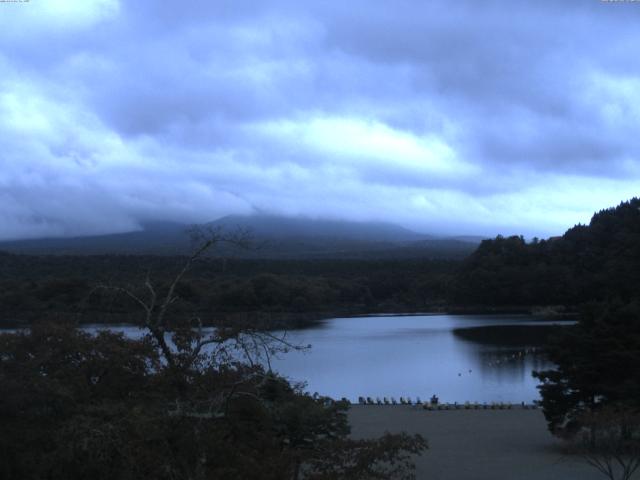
0 215 481 259
208 214 429 242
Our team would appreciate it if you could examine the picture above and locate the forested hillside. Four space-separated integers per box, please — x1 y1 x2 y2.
451 198 640 307
4 199 639 327
0 255 455 327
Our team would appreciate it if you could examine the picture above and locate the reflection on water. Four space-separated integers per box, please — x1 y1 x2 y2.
453 325 560 392
2 315 572 403
475 348 549 385
268 315 573 403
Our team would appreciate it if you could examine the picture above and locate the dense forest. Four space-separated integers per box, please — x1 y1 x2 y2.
2 198 639 328
452 198 640 308
0 255 456 327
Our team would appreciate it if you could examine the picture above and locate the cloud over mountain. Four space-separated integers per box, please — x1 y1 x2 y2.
1 0 639 240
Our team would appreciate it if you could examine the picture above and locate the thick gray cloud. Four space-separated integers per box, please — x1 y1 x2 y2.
1 0 639 240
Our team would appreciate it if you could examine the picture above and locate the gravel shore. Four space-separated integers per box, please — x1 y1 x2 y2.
348 406 609 480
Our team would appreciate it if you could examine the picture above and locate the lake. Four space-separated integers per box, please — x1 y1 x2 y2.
268 314 569 404
9 314 570 404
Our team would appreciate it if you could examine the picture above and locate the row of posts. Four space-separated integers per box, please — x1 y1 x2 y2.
355 396 540 409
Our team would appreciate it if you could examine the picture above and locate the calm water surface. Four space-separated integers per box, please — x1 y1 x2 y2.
7 314 570 403
268 314 569 403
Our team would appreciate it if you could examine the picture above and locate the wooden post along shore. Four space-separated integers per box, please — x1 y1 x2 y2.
356 396 540 410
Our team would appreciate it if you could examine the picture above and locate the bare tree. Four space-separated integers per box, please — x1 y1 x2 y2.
5 225 427 479
96 224 306 379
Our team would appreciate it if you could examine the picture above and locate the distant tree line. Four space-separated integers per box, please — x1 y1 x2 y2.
0 255 456 328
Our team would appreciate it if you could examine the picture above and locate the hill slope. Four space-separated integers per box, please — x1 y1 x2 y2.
208 215 428 242
451 197 640 306
0 215 480 259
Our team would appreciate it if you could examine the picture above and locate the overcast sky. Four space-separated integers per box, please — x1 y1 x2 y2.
1 0 639 240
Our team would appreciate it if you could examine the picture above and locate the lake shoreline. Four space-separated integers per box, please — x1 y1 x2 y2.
0 304 578 330
3 314 562 405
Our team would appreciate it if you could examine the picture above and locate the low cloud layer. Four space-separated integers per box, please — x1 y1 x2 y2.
1 0 639 240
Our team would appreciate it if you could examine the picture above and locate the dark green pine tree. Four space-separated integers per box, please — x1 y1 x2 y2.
534 300 640 435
